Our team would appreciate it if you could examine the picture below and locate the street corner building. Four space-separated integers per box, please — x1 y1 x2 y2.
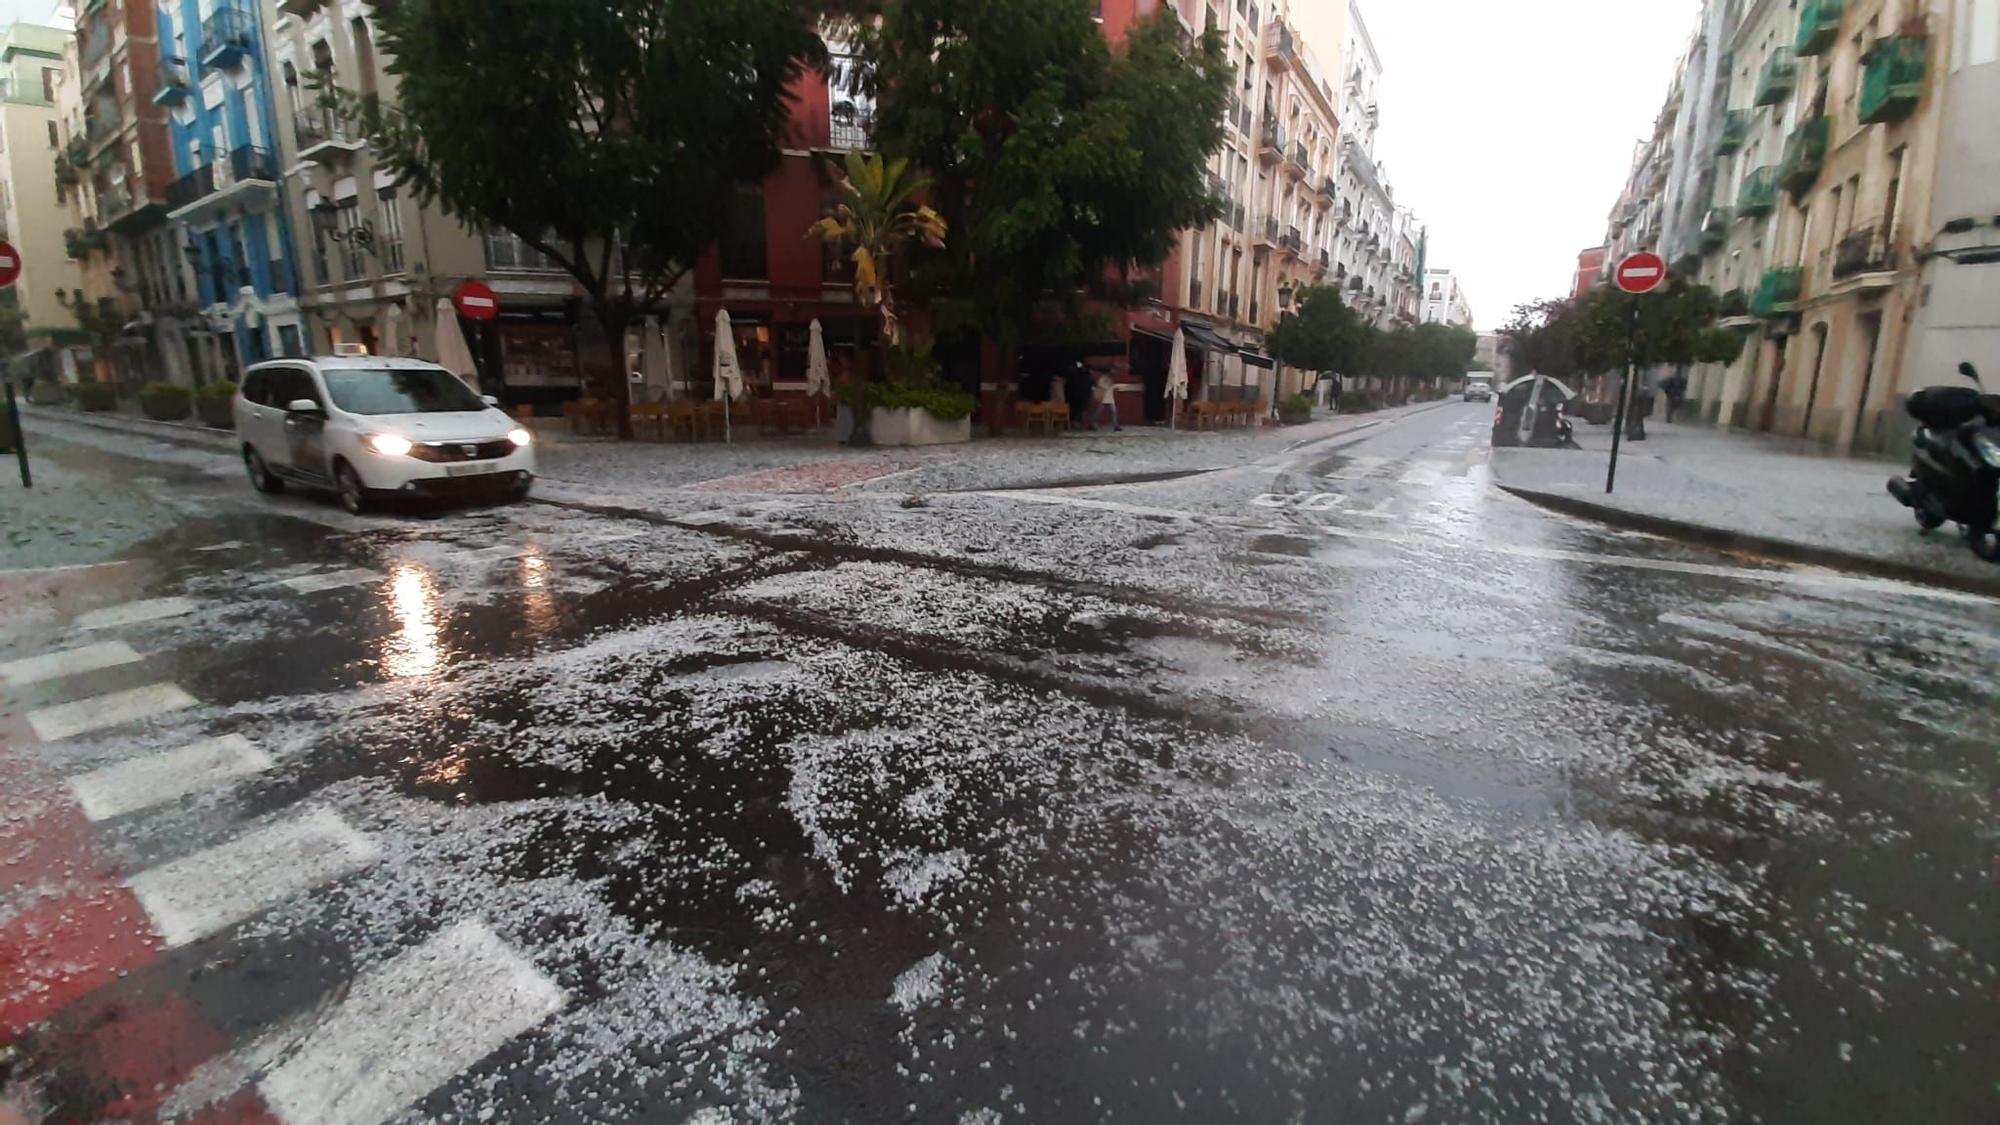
1592 0 2000 456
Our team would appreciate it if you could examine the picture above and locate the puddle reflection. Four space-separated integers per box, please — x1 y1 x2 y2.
382 563 447 680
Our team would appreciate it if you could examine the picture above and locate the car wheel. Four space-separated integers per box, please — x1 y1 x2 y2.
335 461 369 515
244 446 283 494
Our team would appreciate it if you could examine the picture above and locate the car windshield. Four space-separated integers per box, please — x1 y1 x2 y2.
321 368 487 415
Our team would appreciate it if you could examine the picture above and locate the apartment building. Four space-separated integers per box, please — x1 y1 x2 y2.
64 0 199 387
1420 268 1472 328
152 0 304 380
1612 0 1988 457
1 18 85 369
264 0 600 410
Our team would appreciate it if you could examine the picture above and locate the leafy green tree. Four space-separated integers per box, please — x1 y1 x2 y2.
1268 285 1365 374
337 0 824 437
1570 279 1743 374
1500 298 1583 384
856 0 1231 345
1405 322 1478 383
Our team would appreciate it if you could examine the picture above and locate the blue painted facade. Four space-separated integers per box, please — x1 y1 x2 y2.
154 0 305 372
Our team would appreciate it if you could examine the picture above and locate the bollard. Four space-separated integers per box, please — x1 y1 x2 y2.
4 378 29 487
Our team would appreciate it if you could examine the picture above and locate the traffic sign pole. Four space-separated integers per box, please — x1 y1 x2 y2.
1605 252 1667 495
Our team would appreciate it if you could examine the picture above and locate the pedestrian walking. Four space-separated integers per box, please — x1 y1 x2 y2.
1088 368 1121 431
1661 370 1688 423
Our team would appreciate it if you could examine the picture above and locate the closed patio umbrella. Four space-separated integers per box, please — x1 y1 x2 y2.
380 303 403 357
806 317 830 426
1166 327 1189 429
434 298 478 387
640 315 667 401
714 308 743 442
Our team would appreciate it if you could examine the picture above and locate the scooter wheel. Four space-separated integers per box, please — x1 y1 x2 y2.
1967 526 2000 563
1915 507 1946 532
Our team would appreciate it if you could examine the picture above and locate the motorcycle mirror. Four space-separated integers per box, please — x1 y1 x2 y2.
1961 361 1981 384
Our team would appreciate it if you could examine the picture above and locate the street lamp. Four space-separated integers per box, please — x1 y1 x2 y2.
311 199 375 255
1276 281 1295 311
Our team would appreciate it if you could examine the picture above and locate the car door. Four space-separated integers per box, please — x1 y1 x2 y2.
276 367 332 483
237 368 273 454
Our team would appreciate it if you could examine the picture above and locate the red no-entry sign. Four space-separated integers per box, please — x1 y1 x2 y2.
1613 251 1667 295
453 281 499 321
0 240 21 289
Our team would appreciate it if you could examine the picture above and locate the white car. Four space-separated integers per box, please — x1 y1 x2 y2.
235 356 534 514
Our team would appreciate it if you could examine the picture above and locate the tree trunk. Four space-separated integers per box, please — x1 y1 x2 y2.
592 302 635 441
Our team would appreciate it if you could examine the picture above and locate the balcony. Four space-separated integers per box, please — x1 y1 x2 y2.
1750 266 1803 317
1717 288 1750 321
828 98 873 150
1831 226 1896 284
1264 23 1295 68
1285 140 1309 178
1859 36 1926 125
83 104 123 152
1794 0 1844 57
200 7 256 71
1206 172 1228 199
1256 216 1279 247
1281 225 1302 256
1755 48 1797 107
1714 109 1749 155
1779 117 1829 196
166 145 280 222
64 223 109 259
1737 166 1779 217
1316 249 1330 271
294 106 366 161
1316 176 1335 202
1257 121 1284 165
1699 207 1732 252
152 57 193 106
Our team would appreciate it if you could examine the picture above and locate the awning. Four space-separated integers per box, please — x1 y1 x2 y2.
1179 322 1236 354
1239 352 1275 370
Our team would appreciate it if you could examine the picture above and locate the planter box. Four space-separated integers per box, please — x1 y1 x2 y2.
836 404 972 447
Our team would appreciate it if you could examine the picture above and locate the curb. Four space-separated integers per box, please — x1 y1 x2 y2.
19 405 237 454
1496 482 2000 600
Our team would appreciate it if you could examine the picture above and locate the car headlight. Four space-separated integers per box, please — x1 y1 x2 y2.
1974 432 2000 469
367 433 414 457
507 428 533 448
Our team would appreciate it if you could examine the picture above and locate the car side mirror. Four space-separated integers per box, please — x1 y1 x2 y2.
286 398 322 414
482 395 500 407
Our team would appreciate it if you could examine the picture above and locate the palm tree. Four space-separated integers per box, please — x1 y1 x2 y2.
806 150 946 359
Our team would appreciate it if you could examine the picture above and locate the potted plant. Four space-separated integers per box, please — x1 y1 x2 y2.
806 151 947 446
73 381 117 412
139 380 192 421
1278 393 1314 425
196 380 238 428
26 379 67 406
837 336 975 446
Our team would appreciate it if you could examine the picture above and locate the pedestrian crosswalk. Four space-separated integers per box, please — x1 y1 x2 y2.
0 548 575 1123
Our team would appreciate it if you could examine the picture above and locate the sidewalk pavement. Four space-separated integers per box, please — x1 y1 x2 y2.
1492 419 2000 596
18 397 1459 513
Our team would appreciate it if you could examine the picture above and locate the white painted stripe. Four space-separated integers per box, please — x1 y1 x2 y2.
130 809 379 948
276 568 382 595
464 544 530 563
258 919 566 1125
1324 456 1388 480
1397 462 1450 486
0 641 142 686
26 682 198 742
76 596 198 631
70 734 273 822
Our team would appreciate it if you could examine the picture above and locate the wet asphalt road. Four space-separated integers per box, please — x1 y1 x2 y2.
3 404 1997 1123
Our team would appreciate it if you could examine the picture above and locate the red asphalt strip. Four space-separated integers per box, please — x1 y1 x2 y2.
3 684 277 1122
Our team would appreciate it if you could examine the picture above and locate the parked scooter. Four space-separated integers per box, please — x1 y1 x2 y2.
1887 362 2000 561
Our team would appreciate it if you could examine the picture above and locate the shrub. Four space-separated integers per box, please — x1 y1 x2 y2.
1340 390 1382 414
73 381 117 412
195 380 238 428
1278 393 1314 424
844 335 978 421
139 380 192 421
26 379 68 405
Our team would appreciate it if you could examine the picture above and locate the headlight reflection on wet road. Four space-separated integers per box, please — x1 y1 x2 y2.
382 562 446 680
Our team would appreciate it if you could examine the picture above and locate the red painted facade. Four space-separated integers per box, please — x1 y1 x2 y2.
691 1 1219 427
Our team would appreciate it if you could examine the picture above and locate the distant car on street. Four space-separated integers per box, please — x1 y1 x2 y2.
235 352 534 514
1463 377 1494 402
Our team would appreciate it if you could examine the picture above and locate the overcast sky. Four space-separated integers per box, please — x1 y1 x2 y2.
2 0 1700 332
1360 0 1702 329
